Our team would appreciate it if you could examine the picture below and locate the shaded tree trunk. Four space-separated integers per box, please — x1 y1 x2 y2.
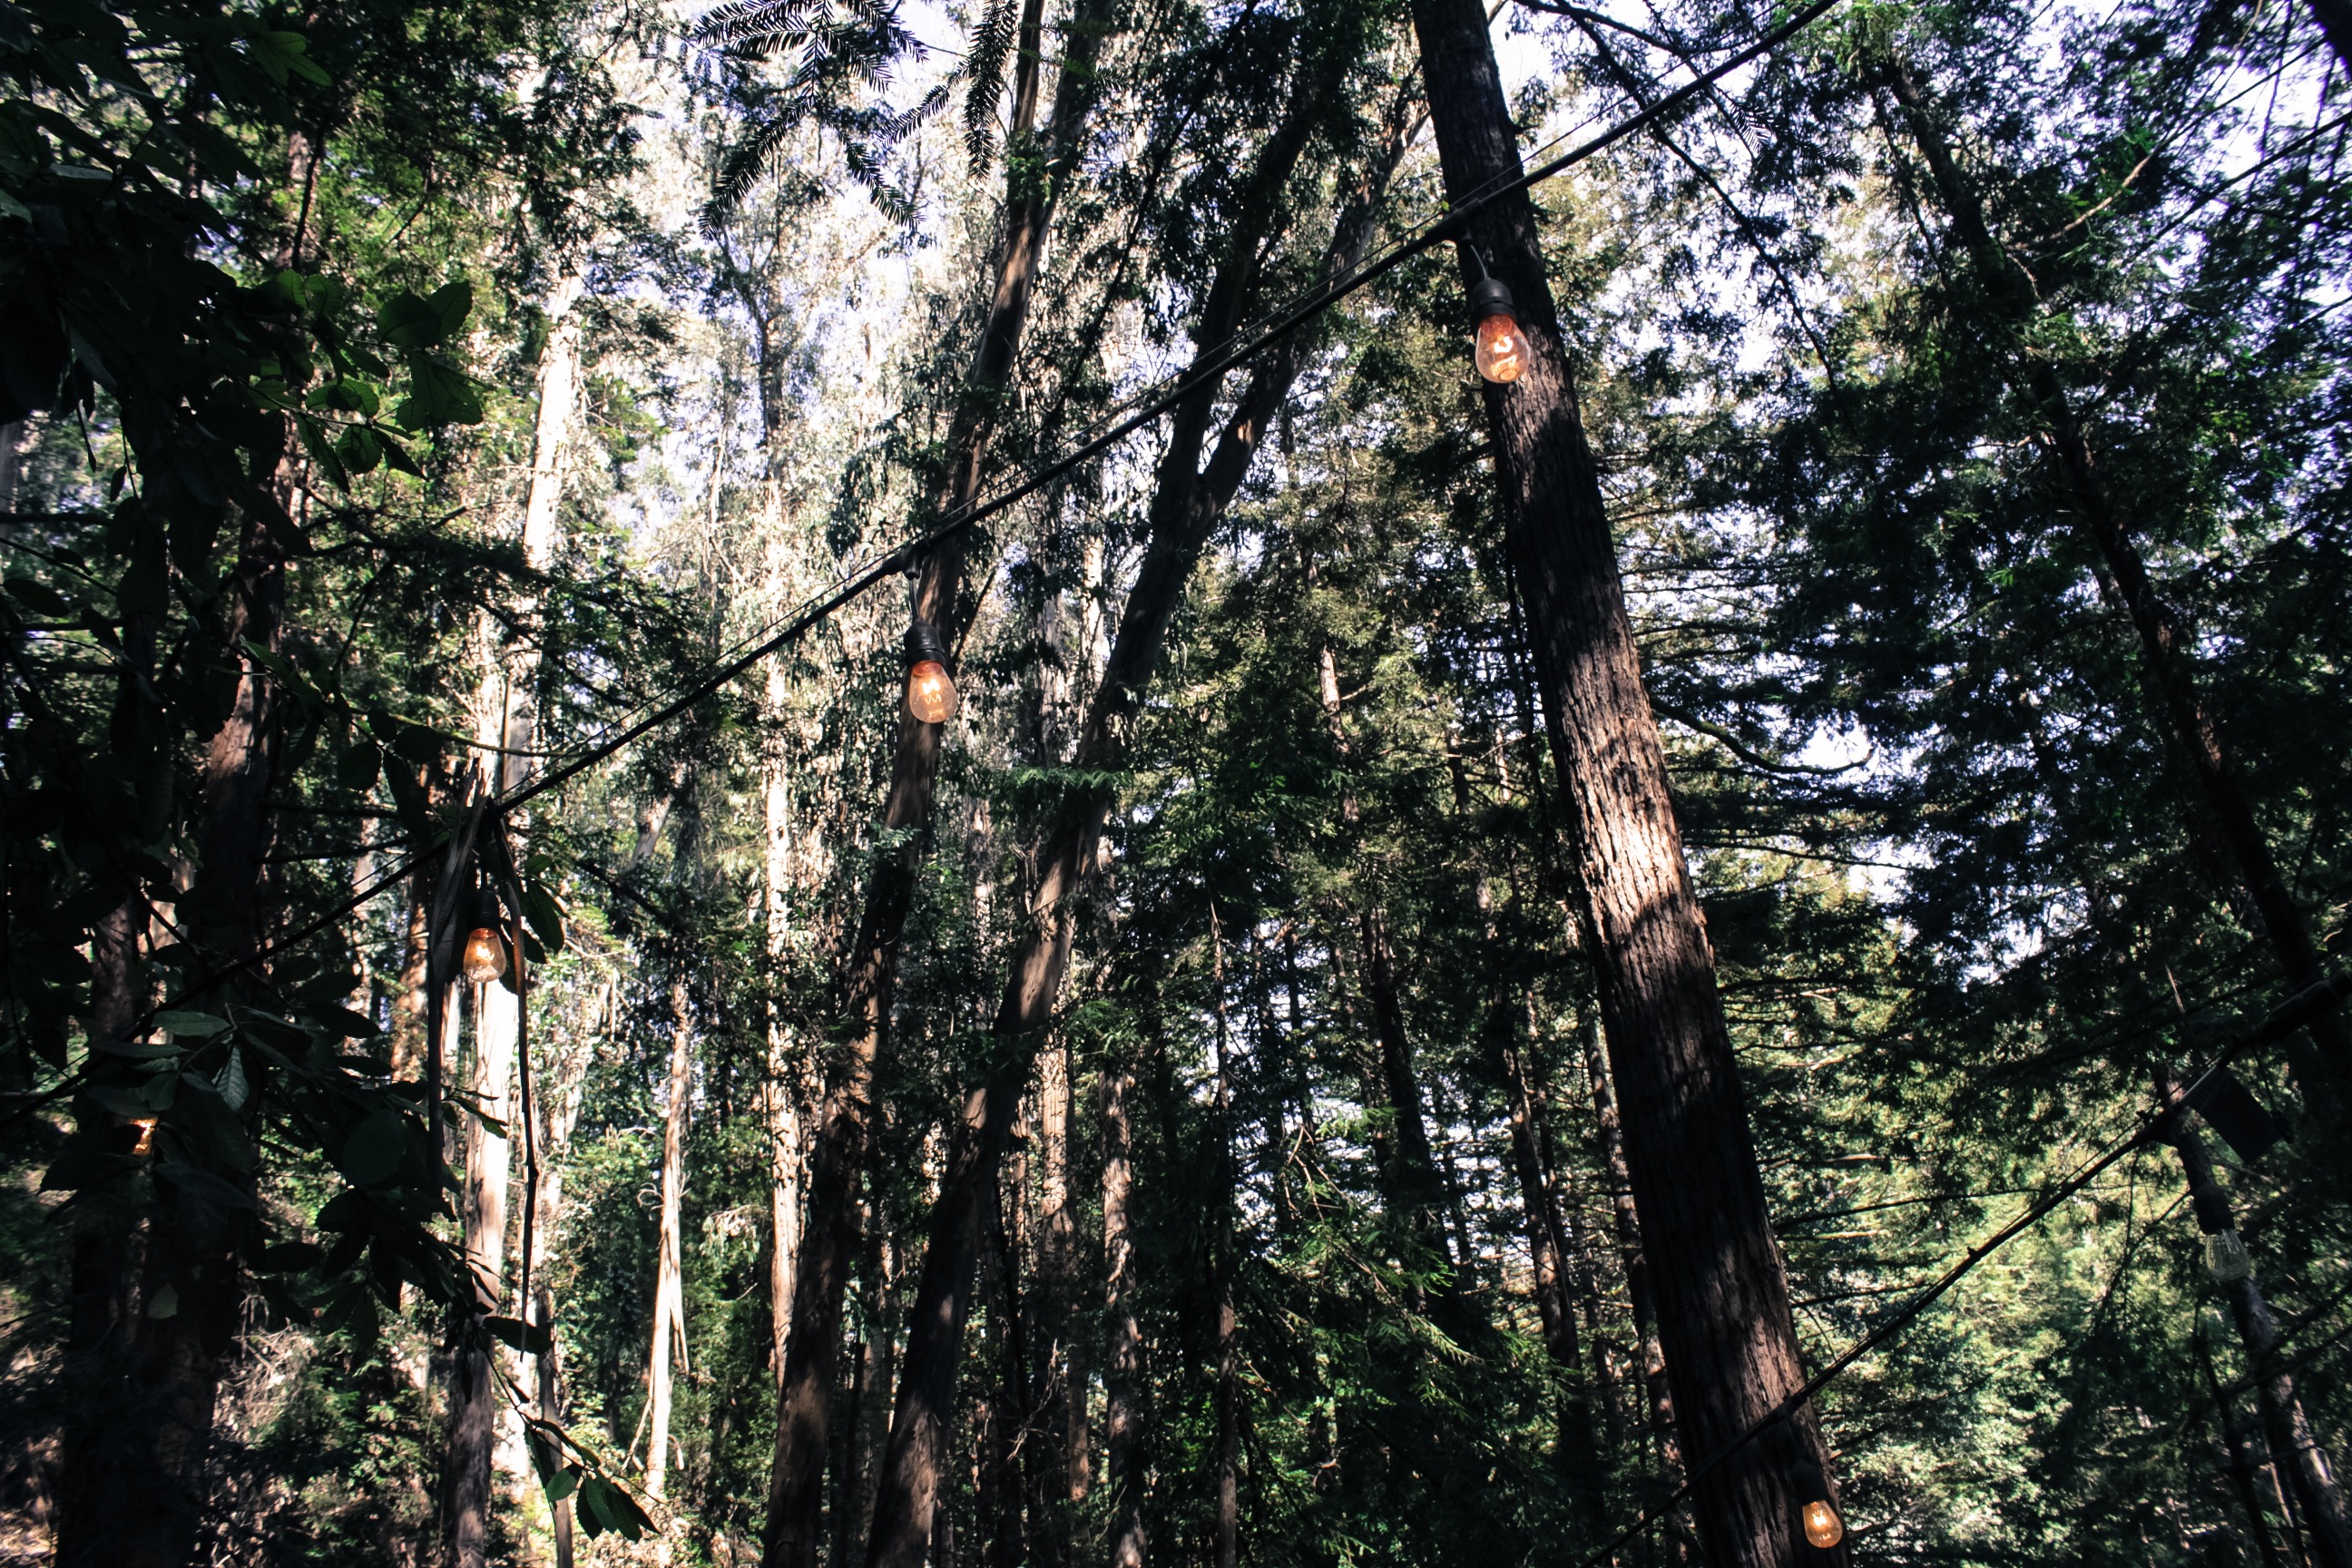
1409 2 1835 1561
2200 1314 2290 1568
1499 1004 1607 1533
1033 1036 1081 1568
2161 1074 2352 1568
1101 1043 1147 1568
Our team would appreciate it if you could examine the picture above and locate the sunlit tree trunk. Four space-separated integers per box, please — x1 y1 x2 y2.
1034 1035 1080 1568
444 276 581 1568
1409 3 1836 1561
647 979 696 1545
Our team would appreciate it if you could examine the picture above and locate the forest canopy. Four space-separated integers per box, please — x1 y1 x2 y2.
4 0 2352 1565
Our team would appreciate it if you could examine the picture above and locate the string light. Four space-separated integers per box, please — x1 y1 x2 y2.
1789 1452 1844 1550
1465 248 1525 384
130 1117 156 1155
462 885 508 985
904 617 959 724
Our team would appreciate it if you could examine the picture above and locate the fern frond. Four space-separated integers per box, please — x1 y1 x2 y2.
689 0 828 49
960 0 1017 174
701 109 806 232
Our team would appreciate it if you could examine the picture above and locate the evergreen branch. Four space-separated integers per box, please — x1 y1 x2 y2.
961 0 1017 172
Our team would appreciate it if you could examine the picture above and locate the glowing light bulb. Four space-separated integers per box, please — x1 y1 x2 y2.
462 925 507 985
906 659 959 724
130 1117 156 1156
1475 311 1526 383
1802 1497 1843 1549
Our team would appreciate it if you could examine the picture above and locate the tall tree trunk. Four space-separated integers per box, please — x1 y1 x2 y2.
648 980 697 1529
1581 1016 1681 1484
55 588 159 1565
76 411 299 1568
856 62 1405 1568
2161 1074 2352 1568
443 277 581 1568
2200 1314 2290 1568
529 1006 597 1568
760 7 1112 1563
1408 4 1834 1562
1210 924 1240 1568
1357 907 1452 1269
1877 51 2352 1080
982 1212 1029 1568
1498 1006 1607 1532
1034 1035 1080 1568
1101 1043 1148 1568
444 975 516 1568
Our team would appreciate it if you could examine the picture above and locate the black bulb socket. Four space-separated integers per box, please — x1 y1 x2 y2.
469 883 504 932
1788 1454 1831 1506
906 616 953 671
1467 274 1518 325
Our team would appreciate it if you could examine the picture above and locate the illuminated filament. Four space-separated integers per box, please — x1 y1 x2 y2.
906 659 959 724
1475 311 1526 383
462 925 507 985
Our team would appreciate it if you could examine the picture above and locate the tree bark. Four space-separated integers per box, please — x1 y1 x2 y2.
2161 1075 2352 1568
760 7 1111 1563
855 64 1406 1568
1408 3 1835 1562
443 974 517 1568
1877 50 2352 1078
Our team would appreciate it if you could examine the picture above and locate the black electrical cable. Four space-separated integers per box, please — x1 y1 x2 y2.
1572 970 2352 1568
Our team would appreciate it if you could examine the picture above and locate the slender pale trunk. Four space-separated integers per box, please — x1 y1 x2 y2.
2161 1075 2352 1567
1878 53 2351 1078
1409 4 1832 1561
648 980 696 1527
858 65 1406 1568
443 278 582 1568
1101 1045 1147 1568
765 583 805 1376
1035 1035 1081 1565
760 8 1109 1564
529 1010 596 1568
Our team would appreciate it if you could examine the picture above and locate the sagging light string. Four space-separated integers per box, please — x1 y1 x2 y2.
23 0 1851 1075
1572 970 2352 1568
